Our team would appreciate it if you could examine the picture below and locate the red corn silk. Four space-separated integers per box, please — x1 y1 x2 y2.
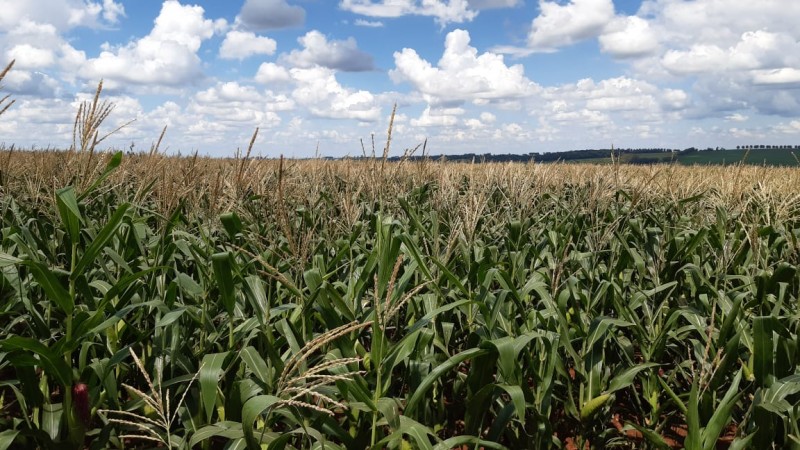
72 383 91 426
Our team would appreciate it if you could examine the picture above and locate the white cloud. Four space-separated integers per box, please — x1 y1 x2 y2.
238 0 305 30
773 120 800 134
255 62 292 84
2 69 61 96
219 30 277 60
101 0 125 24
0 0 125 31
0 19 87 76
725 113 748 122
340 0 478 25
528 0 615 51
467 0 520 9
480 111 496 123
81 1 224 88
464 118 483 129
660 31 799 76
264 91 296 111
410 106 464 127
533 76 692 139
581 77 660 112
6 44 55 69
191 82 282 128
282 30 374 72
599 16 658 58
751 68 800 86
638 0 800 49
391 29 539 105
290 66 380 121
661 89 689 111
354 19 384 27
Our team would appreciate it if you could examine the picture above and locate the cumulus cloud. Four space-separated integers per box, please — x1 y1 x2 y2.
533 76 693 138
528 0 615 51
238 0 305 30
2 69 61 97
101 0 125 23
219 30 277 60
751 68 800 86
190 82 282 128
391 29 539 105
340 0 478 26
599 16 658 58
660 31 799 76
282 30 374 72
290 66 380 121
410 106 464 127
0 19 88 76
567 0 800 119
81 1 225 88
255 62 292 84
6 44 55 69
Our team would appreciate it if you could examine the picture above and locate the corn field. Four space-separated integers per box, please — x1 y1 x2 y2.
1 148 800 449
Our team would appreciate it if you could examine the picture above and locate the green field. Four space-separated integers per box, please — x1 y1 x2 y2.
563 149 800 166
2 151 800 449
677 148 800 166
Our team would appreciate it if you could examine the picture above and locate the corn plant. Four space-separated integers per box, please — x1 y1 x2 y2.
1 145 799 449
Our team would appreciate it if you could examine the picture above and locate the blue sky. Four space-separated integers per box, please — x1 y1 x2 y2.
2 0 800 157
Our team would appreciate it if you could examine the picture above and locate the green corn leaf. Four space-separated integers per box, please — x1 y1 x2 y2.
242 394 281 449
71 203 129 279
56 186 82 243
480 337 514 382
240 346 271 388
585 317 632 350
728 433 756 450
375 416 436 450
0 338 72 388
702 369 742 450
189 421 244 447
23 260 73 314
759 374 800 414
266 433 293 450
41 402 63 440
0 430 20 450
176 272 204 298
606 363 660 394
434 436 509 450
155 308 186 328
212 252 236 316
377 397 401 431
405 347 490 415
753 316 775 388
624 422 671 450
200 352 229 424
220 212 243 238
496 383 527 425
0 252 21 268
465 383 495 435
685 381 701 450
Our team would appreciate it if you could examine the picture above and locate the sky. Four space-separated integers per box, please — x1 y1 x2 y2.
2 0 800 157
